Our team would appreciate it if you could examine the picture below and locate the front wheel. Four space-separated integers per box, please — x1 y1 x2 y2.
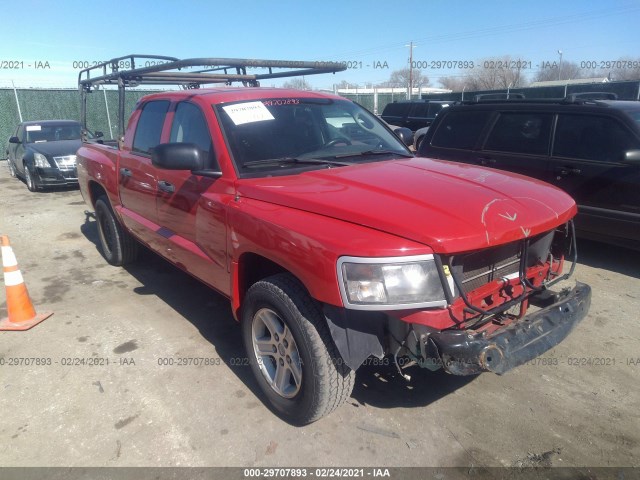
242 273 355 425
94 196 138 266
24 165 38 192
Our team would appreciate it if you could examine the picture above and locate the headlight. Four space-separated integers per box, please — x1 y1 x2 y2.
33 153 49 168
337 255 447 310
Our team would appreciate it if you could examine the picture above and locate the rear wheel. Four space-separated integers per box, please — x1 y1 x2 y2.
242 273 355 425
7 159 17 178
94 196 138 266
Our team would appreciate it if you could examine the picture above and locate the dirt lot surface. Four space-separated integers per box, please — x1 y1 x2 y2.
0 161 639 470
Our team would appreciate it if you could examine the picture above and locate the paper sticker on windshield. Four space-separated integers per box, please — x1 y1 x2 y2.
26 125 42 131
223 102 274 125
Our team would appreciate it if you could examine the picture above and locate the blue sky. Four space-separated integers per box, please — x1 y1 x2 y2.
1 0 639 89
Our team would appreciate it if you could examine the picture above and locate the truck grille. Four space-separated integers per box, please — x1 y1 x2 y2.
53 155 77 172
447 230 555 295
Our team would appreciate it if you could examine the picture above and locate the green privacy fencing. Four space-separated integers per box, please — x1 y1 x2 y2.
420 80 640 102
0 88 161 159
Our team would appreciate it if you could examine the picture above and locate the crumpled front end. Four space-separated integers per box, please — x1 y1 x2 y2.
424 281 591 375
327 221 592 376
398 221 592 375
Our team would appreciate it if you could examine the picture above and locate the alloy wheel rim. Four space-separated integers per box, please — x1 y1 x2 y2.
25 168 33 189
251 307 302 398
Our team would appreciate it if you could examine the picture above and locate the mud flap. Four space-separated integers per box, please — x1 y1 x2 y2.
323 304 385 371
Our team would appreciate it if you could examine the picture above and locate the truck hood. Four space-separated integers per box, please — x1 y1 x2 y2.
236 158 577 254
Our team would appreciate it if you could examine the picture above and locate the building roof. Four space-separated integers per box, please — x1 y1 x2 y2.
529 77 609 87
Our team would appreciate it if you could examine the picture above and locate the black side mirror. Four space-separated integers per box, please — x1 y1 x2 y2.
394 127 414 147
624 149 640 164
9 136 20 144
94 131 104 139
152 143 205 170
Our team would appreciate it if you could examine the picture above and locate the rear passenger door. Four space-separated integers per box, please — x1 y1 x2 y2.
118 100 169 237
479 111 555 182
550 113 640 242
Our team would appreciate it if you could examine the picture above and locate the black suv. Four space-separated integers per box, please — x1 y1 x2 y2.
381 100 451 132
417 97 640 250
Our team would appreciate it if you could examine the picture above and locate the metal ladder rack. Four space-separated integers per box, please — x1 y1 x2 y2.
78 54 346 138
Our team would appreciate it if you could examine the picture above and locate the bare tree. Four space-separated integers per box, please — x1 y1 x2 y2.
336 80 358 89
532 60 585 82
598 57 640 81
462 56 529 90
438 76 467 91
282 77 312 90
379 68 430 88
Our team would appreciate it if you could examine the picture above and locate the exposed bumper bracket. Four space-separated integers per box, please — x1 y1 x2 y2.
427 282 591 375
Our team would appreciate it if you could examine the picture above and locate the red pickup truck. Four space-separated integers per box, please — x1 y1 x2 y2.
77 57 591 425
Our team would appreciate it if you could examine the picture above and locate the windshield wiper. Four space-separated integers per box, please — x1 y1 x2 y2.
333 149 414 159
243 157 354 168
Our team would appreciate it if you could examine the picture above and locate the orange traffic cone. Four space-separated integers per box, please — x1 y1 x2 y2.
0 235 52 330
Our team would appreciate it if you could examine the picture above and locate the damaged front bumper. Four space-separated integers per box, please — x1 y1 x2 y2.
425 282 591 375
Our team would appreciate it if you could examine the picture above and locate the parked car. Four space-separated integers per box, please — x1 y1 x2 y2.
417 97 640 250
380 100 451 132
7 120 84 191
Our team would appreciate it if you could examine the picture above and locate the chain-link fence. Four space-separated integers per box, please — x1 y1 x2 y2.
1 88 160 159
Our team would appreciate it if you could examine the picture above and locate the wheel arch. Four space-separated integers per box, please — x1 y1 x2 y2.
88 180 108 208
232 252 290 320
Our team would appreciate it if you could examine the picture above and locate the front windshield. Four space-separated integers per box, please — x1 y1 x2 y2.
215 98 411 176
25 124 82 143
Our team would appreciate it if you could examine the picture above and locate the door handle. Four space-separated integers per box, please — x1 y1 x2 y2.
477 157 496 165
157 180 175 193
555 166 581 176
120 168 132 177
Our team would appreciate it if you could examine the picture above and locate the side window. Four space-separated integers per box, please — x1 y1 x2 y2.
431 110 492 149
410 103 429 118
169 102 216 168
553 114 639 162
382 103 406 117
132 100 170 155
484 112 553 155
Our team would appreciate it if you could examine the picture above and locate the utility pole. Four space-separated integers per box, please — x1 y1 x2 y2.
406 42 414 99
557 50 563 81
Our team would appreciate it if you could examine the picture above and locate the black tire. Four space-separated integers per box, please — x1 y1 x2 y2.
8 159 17 178
241 273 355 425
94 195 138 266
24 165 39 192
